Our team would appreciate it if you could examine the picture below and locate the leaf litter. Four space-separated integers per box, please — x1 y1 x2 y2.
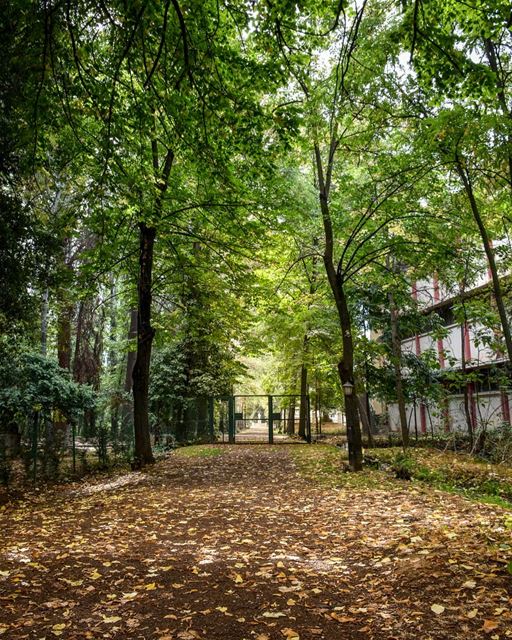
0 445 511 639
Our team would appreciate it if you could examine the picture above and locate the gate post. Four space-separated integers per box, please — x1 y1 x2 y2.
268 396 274 444
228 396 235 444
306 394 312 443
208 397 215 444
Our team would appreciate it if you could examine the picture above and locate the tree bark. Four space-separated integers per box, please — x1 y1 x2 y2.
460 322 475 449
57 303 73 371
132 222 156 467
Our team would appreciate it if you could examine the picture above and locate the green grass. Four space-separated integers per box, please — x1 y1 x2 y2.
370 447 512 509
290 444 512 509
174 445 224 458
290 444 399 491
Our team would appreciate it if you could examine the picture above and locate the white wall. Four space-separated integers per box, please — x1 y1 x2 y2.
388 392 511 434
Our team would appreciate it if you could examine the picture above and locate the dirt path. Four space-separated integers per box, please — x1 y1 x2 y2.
1 446 511 639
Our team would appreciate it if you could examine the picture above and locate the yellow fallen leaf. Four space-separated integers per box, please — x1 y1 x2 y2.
463 580 476 589
60 578 83 586
467 609 478 619
262 611 286 618
90 570 101 580
144 582 157 590
102 616 122 624
234 573 243 584
171 583 183 589
216 607 228 613
431 604 445 615
0 627 9 635
256 635 270 640
51 623 66 637
287 598 296 606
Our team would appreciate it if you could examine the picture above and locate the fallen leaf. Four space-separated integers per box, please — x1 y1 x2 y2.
330 613 355 623
102 616 122 624
281 628 300 639
431 604 445 615
51 623 66 637
482 620 499 633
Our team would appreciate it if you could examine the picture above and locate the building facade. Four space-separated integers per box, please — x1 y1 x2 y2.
387 267 511 434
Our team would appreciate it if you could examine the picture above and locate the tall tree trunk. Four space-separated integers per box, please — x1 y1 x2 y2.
455 158 512 365
314 137 363 471
132 222 156 467
196 397 209 441
57 303 73 371
389 291 409 449
484 38 512 198
460 322 475 449
335 287 363 472
130 145 173 466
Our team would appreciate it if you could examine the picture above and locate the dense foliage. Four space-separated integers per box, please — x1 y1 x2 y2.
1 0 511 480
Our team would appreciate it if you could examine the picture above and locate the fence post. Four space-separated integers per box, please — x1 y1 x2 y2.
268 396 274 444
208 397 215 443
228 397 235 444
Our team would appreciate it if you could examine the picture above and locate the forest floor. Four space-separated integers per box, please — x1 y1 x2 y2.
1 445 512 640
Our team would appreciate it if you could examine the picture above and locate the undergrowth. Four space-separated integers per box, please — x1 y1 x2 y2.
290 445 398 491
292 444 512 509
371 448 512 508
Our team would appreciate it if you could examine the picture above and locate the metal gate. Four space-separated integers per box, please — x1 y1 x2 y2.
207 394 311 444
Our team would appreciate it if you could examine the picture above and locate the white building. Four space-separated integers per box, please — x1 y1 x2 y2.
387 265 511 434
